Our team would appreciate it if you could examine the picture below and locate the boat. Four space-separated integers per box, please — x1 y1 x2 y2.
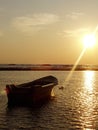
5 75 58 105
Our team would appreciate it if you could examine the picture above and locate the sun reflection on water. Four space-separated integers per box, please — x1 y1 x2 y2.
84 71 95 92
79 71 96 129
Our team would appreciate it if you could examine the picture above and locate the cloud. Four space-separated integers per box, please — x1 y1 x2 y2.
63 28 90 37
12 13 59 34
66 12 83 20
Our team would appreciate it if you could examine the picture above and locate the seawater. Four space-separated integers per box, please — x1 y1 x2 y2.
0 71 98 129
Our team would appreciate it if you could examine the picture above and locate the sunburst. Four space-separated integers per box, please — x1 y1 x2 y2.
83 34 96 48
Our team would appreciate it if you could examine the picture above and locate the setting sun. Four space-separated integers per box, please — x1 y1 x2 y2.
82 34 96 48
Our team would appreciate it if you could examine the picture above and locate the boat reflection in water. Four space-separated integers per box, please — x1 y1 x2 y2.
78 71 97 129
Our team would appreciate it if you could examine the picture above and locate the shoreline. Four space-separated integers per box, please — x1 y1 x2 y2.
0 68 98 71
0 64 98 71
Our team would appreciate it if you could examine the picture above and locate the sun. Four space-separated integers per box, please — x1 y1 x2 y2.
82 33 96 48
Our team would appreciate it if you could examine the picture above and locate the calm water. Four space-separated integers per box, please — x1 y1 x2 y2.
0 70 98 129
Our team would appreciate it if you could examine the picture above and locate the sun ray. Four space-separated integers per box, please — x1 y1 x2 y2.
61 47 87 87
62 25 98 87
94 25 98 34
65 47 86 82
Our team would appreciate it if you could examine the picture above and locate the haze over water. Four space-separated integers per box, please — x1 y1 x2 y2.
0 69 98 129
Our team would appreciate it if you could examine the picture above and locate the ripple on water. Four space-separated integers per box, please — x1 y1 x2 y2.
0 71 98 129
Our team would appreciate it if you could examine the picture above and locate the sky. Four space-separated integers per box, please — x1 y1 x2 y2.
0 0 98 64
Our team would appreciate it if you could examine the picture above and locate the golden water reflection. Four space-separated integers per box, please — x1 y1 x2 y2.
84 71 95 92
79 71 96 129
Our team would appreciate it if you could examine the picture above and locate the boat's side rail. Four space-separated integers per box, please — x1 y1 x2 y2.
41 83 57 88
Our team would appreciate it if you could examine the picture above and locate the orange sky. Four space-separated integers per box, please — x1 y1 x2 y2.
0 0 98 64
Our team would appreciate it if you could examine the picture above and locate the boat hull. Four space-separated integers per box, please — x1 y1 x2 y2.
6 75 58 105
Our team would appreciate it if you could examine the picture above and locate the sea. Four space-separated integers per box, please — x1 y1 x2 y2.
1 65 98 129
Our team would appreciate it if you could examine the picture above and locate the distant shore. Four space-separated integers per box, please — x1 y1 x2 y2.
0 64 98 71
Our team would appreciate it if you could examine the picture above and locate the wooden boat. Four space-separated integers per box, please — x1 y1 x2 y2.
5 75 58 105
